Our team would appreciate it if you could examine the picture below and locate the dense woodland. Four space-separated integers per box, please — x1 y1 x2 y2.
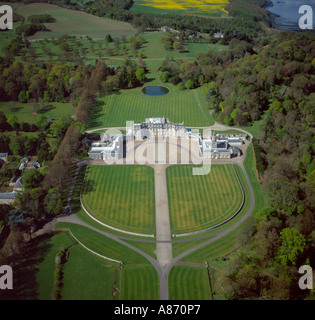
216 34 315 300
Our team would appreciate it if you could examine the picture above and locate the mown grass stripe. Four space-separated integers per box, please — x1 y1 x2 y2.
167 164 244 233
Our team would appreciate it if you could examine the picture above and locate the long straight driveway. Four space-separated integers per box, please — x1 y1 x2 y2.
154 165 173 269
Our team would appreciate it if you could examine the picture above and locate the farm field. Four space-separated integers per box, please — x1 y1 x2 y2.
0 101 75 123
81 165 156 235
166 164 243 234
131 0 229 17
168 265 212 300
88 82 213 129
15 3 136 40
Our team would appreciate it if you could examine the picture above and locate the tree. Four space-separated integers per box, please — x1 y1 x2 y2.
22 169 43 189
177 82 185 90
185 79 194 90
173 40 184 52
7 114 19 131
49 115 72 138
160 71 170 83
266 179 299 216
223 115 233 126
135 68 146 83
36 114 48 131
105 34 113 43
235 265 259 296
9 136 25 156
43 90 52 102
16 187 45 219
0 111 9 132
18 90 29 103
44 188 63 216
276 227 306 266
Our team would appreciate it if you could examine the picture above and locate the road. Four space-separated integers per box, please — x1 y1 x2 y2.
35 122 255 300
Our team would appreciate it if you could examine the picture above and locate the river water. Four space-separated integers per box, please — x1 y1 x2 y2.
265 0 315 31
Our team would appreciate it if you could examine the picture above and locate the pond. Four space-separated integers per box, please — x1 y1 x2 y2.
142 86 169 96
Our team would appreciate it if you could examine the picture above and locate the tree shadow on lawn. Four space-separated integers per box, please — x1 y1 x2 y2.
87 91 123 128
37 104 56 114
0 233 54 300
87 99 105 129
70 165 95 214
144 77 156 83
7 103 23 113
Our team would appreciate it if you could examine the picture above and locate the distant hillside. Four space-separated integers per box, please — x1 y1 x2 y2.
15 2 136 39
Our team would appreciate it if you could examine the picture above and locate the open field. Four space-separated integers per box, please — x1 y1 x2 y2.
36 223 159 300
81 165 156 235
62 223 159 299
16 3 136 39
88 82 213 129
103 32 227 71
131 0 229 17
168 265 212 300
0 101 75 123
61 239 120 300
166 164 243 234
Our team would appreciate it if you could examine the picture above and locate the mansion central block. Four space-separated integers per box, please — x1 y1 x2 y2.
88 118 246 161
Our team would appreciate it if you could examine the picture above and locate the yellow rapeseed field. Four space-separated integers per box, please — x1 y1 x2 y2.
140 0 229 14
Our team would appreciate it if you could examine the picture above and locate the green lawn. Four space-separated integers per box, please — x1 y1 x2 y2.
0 101 75 124
140 32 227 70
62 223 159 300
36 231 76 300
16 3 136 39
61 241 121 300
36 223 159 300
81 165 156 235
88 83 213 129
103 32 227 71
167 164 243 234
168 265 212 300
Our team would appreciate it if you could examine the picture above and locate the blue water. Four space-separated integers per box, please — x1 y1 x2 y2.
265 0 315 31
142 86 169 96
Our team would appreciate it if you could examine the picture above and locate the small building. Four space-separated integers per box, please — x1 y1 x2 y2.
9 176 19 187
0 193 15 205
199 133 244 159
231 146 242 157
226 137 243 146
0 153 8 162
213 32 224 39
19 157 29 171
160 26 180 33
88 135 123 161
30 160 40 169
13 177 23 191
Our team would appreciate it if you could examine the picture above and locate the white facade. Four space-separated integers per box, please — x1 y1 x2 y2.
130 117 186 140
88 135 123 160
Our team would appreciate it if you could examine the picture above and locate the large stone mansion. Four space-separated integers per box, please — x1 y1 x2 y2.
130 117 186 140
88 118 246 160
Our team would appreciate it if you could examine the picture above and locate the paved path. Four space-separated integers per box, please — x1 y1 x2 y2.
154 165 172 269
